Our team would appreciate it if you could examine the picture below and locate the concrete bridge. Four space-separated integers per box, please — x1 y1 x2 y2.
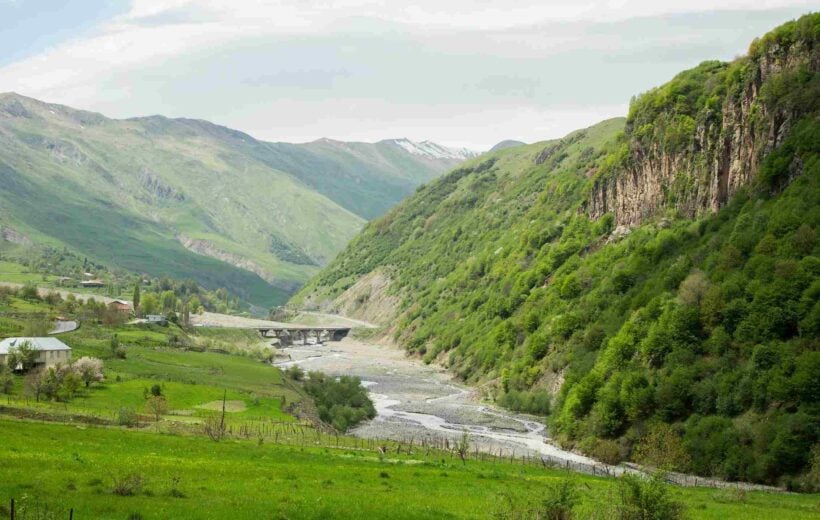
257 326 351 346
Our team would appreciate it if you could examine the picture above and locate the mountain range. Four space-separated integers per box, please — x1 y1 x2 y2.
293 13 819 486
0 93 475 306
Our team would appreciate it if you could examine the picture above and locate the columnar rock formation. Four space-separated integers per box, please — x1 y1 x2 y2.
586 35 817 226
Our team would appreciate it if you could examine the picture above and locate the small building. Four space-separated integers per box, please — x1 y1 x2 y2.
81 279 105 288
0 337 72 369
108 299 133 316
146 314 167 326
56 276 76 287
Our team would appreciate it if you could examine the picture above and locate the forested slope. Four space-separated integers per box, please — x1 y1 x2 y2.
294 14 820 486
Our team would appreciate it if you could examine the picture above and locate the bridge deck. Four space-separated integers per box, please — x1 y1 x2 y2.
256 326 351 343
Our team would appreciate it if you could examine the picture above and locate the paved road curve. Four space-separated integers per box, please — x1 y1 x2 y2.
49 320 79 335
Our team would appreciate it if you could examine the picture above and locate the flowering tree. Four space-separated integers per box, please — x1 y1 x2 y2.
73 357 104 387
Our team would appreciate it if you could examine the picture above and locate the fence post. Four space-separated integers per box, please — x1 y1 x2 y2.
70 508 74 520
10 497 14 520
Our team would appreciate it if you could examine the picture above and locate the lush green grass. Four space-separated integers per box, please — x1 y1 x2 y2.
1 419 818 520
0 261 56 285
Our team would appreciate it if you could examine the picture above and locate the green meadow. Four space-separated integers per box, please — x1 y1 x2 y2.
2 420 819 520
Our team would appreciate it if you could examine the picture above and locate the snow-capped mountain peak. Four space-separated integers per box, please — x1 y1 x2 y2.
384 138 477 161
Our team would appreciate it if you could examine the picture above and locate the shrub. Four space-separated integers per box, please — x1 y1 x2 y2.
614 474 686 520
111 473 146 496
539 478 579 520
286 365 304 381
493 478 579 520
303 372 375 432
117 407 139 427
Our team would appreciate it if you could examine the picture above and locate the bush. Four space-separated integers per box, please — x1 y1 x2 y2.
540 478 578 520
614 474 686 520
117 407 139 427
286 365 304 381
493 478 578 520
111 473 146 496
303 372 375 432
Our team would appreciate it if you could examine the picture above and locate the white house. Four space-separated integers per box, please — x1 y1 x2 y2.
0 337 72 369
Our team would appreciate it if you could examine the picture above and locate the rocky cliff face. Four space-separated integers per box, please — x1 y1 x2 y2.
587 33 818 226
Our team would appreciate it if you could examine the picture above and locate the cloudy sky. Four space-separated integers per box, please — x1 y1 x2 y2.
0 1 815 149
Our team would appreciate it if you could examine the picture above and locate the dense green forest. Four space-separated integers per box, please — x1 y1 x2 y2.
295 14 819 487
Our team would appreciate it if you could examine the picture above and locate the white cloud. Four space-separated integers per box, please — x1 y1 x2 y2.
0 1 814 148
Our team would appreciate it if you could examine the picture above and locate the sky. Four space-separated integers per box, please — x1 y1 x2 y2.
0 1 816 150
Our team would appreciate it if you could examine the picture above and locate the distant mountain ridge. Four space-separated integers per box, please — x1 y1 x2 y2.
380 138 478 161
0 93 469 305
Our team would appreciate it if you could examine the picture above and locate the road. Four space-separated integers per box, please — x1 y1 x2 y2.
49 320 79 335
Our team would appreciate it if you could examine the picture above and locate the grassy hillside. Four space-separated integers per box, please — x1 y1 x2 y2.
293 14 820 487
0 96 467 307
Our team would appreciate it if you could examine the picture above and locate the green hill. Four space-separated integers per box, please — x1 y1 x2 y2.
0 95 469 306
294 13 820 487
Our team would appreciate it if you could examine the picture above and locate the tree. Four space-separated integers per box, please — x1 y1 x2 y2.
145 395 169 424
24 369 45 402
456 430 471 465
188 296 203 315
633 423 691 472
74 357 104 387
204 390 227 441
21 318 50 337
132 283 141 318
0 363 13 394
7 341 38 372
60 368 81 400
160 291 177 313
39 367 62 401
140 293 159 316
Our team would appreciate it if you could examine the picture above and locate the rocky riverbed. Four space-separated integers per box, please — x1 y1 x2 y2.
274 337 599 465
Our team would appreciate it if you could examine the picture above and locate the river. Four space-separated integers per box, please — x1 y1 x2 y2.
274 337 603 466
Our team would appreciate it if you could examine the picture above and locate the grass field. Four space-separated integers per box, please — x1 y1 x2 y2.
0 261 56 285
1 420 819 520
0 292 302 430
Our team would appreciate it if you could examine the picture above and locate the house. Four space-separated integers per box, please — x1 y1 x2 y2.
0 337 72 369
108 299 133 316
146 314 167 326
80 279 105 288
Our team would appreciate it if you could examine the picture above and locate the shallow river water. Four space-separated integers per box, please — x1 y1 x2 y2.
274 337 602 466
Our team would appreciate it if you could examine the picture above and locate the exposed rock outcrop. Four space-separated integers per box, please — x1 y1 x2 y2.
177 235 298 292
587 36 818 226
0 225 31 245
